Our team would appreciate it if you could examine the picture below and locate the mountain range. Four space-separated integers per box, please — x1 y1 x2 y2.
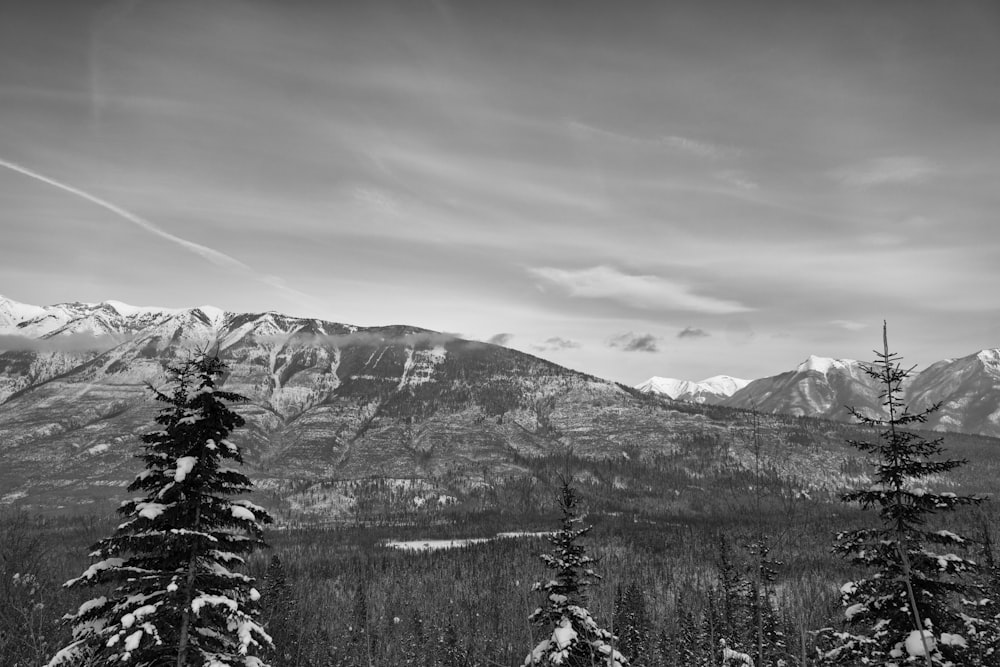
2 294 998 518
638 351 1000 438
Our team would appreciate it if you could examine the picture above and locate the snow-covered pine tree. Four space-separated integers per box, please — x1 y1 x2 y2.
47 352 274 667
524 481 627 667
818 323 993 665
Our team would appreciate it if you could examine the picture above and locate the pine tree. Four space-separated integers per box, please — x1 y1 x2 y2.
818 323 993 665
613 581 650 665
524 480 627 667
259 555 300 666
47 352 274 667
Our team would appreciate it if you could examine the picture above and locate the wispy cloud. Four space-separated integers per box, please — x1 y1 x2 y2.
830 319 868 331
678 326 710 339
0 158 250 272
608 332 659 352
487 332 514 346
661 135 741 161
529 265 751 314
532 336 581 352
833 156 938 188
715 169 759 191
0 157 324 311
0 333 128 352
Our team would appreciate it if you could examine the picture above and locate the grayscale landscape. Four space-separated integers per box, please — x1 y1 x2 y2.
2 2 999 666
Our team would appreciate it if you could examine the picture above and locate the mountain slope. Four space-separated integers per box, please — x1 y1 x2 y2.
722 356 882 420
906 349 1000 436
2 299 800 514
3 296 998 518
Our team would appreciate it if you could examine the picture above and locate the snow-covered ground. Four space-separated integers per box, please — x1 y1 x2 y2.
383 531 554 552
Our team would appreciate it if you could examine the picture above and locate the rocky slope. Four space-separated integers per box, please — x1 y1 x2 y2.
2 295 998 518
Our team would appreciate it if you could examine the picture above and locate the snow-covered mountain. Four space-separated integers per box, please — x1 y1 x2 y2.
6 295 818 514
720 352 1000 437
636 375 749 403
0 294 186 339
721 355 880 420
905 349 1000 437
641 351 1000 438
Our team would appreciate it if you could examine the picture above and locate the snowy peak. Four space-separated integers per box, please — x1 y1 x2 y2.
698 375 751 395
0 296 225 340
975 348 1000 369
636 374 749 403
795 355 858 375
100 299 181 319
0 294 48 330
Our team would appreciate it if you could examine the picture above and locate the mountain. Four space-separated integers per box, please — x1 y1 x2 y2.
636 375 749 403
721 356 880 420
905 349 1000 437
3 295 998 518
720 351 1000 439
4 295 853 516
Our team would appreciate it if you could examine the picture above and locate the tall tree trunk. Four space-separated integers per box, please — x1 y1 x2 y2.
176 505 201 667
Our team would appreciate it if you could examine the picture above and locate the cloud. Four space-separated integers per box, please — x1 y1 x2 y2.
608 332 660 353
677 326 710 339
830 319 868 331
567 122 741 162
0 333 129 352
715 169 759 191
532 337 581 352
528 265 751 314
252 331 462 349
661 135 741 161
833 156 938 188
487 333 514 346
0 158 323 311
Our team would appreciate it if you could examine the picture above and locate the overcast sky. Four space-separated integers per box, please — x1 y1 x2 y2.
2 0 998 384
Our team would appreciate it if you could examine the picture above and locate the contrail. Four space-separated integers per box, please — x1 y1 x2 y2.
0 158 251 272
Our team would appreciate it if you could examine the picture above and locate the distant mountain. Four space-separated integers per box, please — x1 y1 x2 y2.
3 295 997 518
721 355 880 420
718 352 1000 439
636 375 749 403
3 295 868 516
905 349 1000 437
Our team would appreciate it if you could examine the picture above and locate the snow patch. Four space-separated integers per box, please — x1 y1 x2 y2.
174 456 197 482
796 355 857 375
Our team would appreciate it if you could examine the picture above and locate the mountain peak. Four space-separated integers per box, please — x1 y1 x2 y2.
100 299 181 318
636 374 748 402
976 349 1000 366
796 355 856 375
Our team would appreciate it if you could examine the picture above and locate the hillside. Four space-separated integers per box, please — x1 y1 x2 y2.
2 296 998 519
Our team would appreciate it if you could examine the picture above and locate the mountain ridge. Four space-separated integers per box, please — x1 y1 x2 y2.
639 350 1000 438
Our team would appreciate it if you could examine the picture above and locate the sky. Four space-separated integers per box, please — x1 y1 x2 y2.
2 0 999 385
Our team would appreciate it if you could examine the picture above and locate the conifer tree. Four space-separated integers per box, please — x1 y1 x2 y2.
47 352 274 667
818 323 993 665
259 555 301 666
524 481 627 667
612 581 650 664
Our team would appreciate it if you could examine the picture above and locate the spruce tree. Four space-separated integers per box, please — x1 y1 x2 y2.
524 481 627 667
47 352 274 667
612 581 650 664
818 323 993 665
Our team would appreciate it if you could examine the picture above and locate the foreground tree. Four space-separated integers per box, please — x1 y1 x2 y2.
524 480 627 667
48 352 274 667
818 324 994 665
